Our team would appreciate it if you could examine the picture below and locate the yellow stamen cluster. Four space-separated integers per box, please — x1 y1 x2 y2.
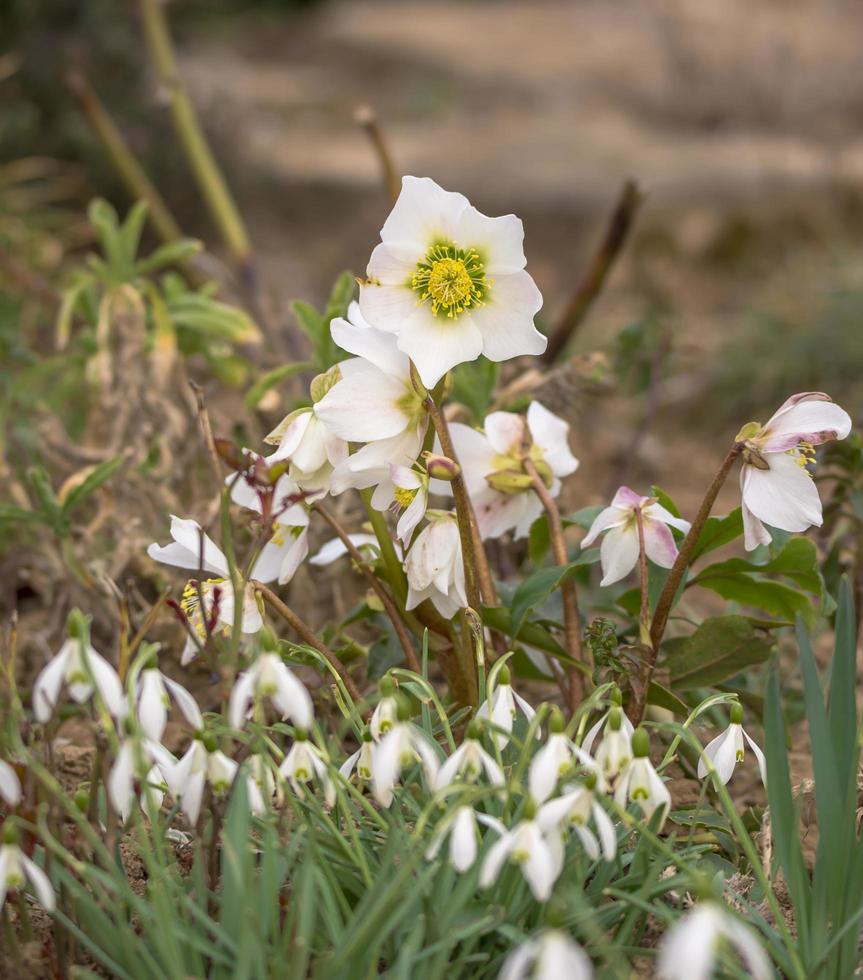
393 485 419 510
787 440 816 469
180 578 226 638
411 243 488 318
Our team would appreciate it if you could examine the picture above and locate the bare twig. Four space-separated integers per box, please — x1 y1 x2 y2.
313 503 421 673
254 582 364 708
354 104 400 204
543 179 643 364
523 457 585 709
189 381 222 485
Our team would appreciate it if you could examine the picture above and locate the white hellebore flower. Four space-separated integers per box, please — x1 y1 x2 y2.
279 732 335 808
657 902 771 980
230 454 310 586
147 516 263 664
425 805 479 873
500 929 594 980
228 652 313 731
435 723 505 790
339 731 375 783
478 802 566 902
697 703 766 787
33 632 125 723
166 734 237 826
371 720 440 807
477 666 535 751
359 175 545 388
614 728 671 829
0 761 21 807
264 369 348 494
387 465 429 545
539 772 617 862
0 834 55 913
404 513 467 619
736 392 851 550
581 487 691 587
590 707 634 791
310 533 401 567
449 402 578 540
314 302 429 495
108 734 175 823
136 665 202 742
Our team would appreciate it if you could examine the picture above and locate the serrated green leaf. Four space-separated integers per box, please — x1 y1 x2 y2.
663 615 773 689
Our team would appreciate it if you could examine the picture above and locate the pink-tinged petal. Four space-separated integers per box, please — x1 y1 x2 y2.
611 486 645 509
644 501 691 535
741 497 772 552
763 392 852 448
470 270 546 363
378 176 469 259
642 519 678 569
484 411 525 455
526 402 579 477
581 506 627 548
599 525 640 586
315 365 409 442
330 303 409 377
741 453 823 532
454 205 527 274
473 486 530 540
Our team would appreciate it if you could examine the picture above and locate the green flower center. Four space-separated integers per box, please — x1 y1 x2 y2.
411 243 488 318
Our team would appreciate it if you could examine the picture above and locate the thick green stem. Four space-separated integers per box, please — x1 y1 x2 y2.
360 488 408 605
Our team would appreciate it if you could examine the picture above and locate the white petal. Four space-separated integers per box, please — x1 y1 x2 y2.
591 801 617 860
454 205 527 275
484 411 526 455
743 729 768 787
0 761 21 806
20 855 55 912
149 516 228 576
339 749 360 781
108 741 136 822
315 364 410 442
573 823 600 861
527 402 579 478
310 533 379 566
741 454 823 533
395 305 484 389
87 650 126 719
499 943 536 980
228 669 257 730
470 270 545 363
536 931 593 980
723 915 773 980
581 507 627 548
271 664 314 729
479 831 512 888
330 304 409 377
371 728 403 807
449 807 478 872
163 676 203 730
762 394 851 449
643 501 691 535
741 496 772 552
599 525 640 586
32 647 69 723
521 832 556 901
138 670 168 742
642 519 678 569
657 907 718 980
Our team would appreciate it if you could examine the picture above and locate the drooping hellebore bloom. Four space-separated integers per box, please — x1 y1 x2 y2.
657 902 771 980
476 666 536 751
33 620 125 723
425 805 480 874
499 929 594 980
581 487 691 587
314 302 429 495
403 513 467 619
697 703 766 787
614 728 671 829
0 829 55 913
228 652 314 732
736 392 852 550
359 176 546 388
147 516 263 664
448 402 579 540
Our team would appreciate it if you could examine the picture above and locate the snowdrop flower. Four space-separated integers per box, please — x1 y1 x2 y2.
435 722 505 790
228 652 313 731
539 772 617 861
590 707 633 791
264 370 348 494
165 733 237 825
449 402 578 540
148 516 263 663
315 302 429 491
614 728 671 829
581 487 691 587
658 902 771 980
477 666 535 751
279 731 335 808
0 828 55 913
136 664 202 742
370 676 399 741
500 929 594 980
339 730 375 783
33 624 125 723
0 761 21 807
372 716 440 807
697 703 766 787
478 802 565 902
108 731 175 823
229 452 311 585
736 392 851 550
425 805 479 873
359 176 545 388
404 513 467 619
529 710 579 803
581 696 634 756
247 754 280 814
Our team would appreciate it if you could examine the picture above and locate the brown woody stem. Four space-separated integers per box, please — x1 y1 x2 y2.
313 503 420 673
354 104 400 204
523 458 585 709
